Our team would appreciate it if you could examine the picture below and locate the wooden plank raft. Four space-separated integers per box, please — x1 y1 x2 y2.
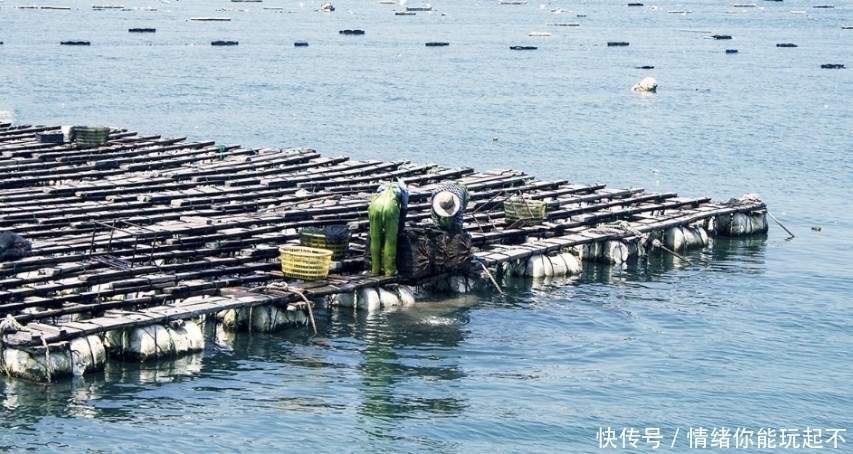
0 124 768 349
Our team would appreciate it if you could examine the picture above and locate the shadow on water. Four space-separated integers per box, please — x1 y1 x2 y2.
325 301 472 423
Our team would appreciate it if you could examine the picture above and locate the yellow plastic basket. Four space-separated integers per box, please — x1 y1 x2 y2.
279 245 333 280
504 197 546 224
299 231 349 260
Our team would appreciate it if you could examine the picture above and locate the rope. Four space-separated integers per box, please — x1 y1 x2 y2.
0 314 24 334
767 210 795 239
248 306 253 334
0 331 7 378
290 288 318 335
477 260 504 295
651 239 694 265
86 335 97 373
42 336 52 383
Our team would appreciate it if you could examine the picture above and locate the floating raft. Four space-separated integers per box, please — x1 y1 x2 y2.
0 123 768 380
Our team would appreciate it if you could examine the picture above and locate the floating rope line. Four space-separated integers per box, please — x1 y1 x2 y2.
767 211 795 239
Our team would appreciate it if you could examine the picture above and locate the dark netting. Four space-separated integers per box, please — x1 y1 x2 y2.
322 224 351 244
0 231 32 262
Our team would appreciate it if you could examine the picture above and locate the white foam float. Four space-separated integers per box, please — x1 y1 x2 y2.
716 212 768 236
215 304 304 332
2 334 105 382
103 320 204 360
359 287 382 311
394 285 417 306
336 285 417 310
663 225 709 251
578 240 635 264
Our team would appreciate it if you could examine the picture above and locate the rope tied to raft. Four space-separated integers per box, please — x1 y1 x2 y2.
42 336 52 383
0 314 24 334
474 258 504 295
616 220 647 241
265 281 317 334
650 238 694 266
0 316 21 377
288 286 318 335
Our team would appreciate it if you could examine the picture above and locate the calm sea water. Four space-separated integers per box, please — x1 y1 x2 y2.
2 0 852 452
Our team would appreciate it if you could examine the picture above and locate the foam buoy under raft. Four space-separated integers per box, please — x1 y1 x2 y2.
1 335 105 382
216 304 308 332
501 251 582 278
714 211 768 236
331 285 417 311
103 320 204 361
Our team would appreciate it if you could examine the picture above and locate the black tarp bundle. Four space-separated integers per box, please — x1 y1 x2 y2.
394 227 472 279
0 231 32 262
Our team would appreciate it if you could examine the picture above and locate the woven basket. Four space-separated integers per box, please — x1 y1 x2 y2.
504 197 546 224
71 126 110 148
279 245 333 280
299 231 350 260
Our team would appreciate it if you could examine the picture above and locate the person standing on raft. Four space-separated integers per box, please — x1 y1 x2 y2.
368 181 408 276
430 183 469 233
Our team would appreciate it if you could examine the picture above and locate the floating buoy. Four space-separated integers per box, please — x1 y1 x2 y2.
820 63 845 69
632 76 658 93
628 2 644 6
776 42 797 47
636 65 655 69
607 41 629 46
211 40 238 46
339 29 365 35
712 34 732 39
294 41 309 47
509 45 537 50
61 40 91 45
128 28 156 33
726 49 739 53
425 42 450 47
